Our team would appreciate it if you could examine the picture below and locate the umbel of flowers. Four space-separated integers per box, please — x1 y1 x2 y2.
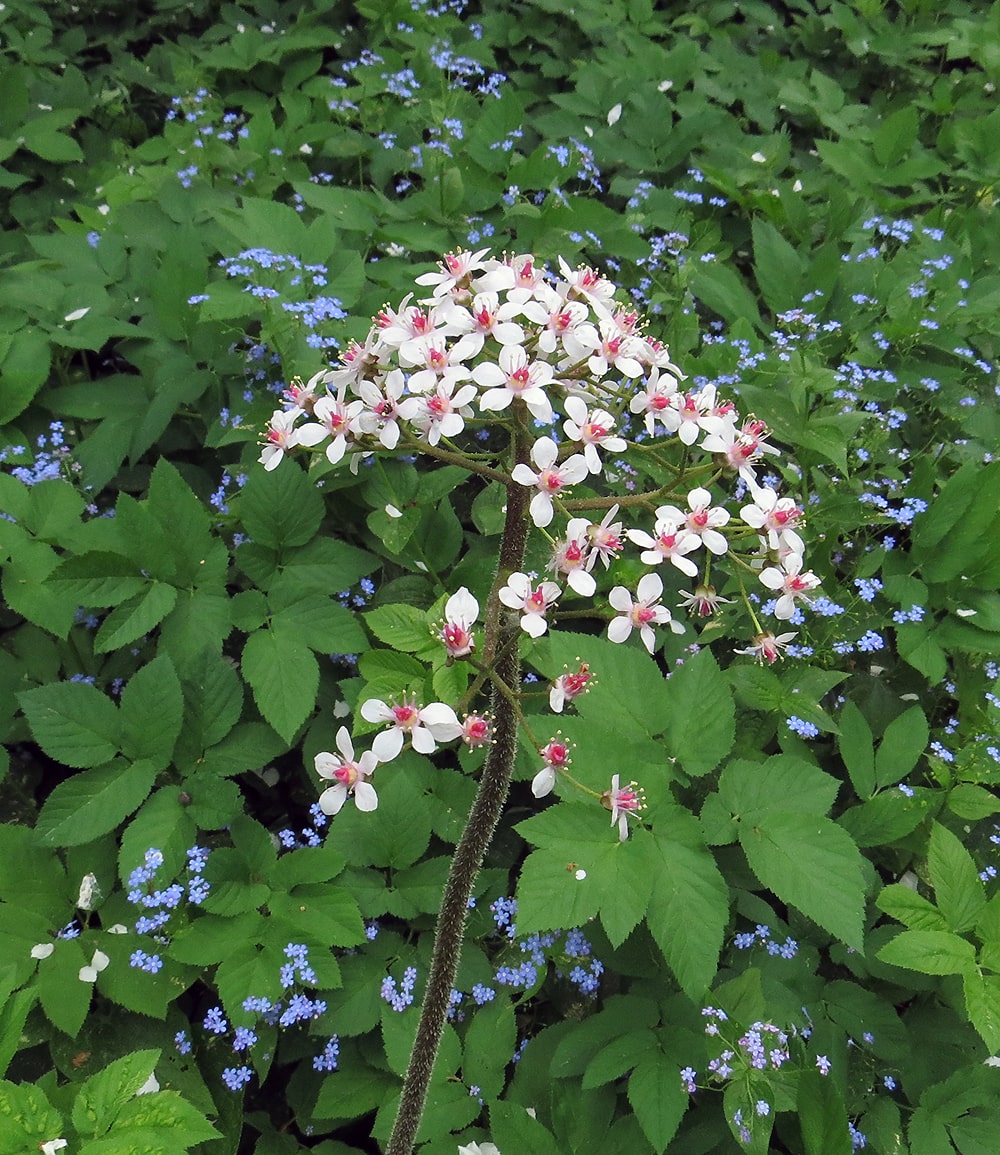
258 249 817 1155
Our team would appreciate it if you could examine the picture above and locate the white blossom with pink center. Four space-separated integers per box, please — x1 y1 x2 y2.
601 774 646 841
562 395 627 474
549 518 596 596
740 485 805 553
258 407 326 471
607 572 684 653
360 697 463 761
626 517 701 578
511 436 589 528
398 333 478 394
701 416 780 484
498 572 561 637
758 552 821 619
549 662 594 713
440 291 525 354
585 318 646 379
304 394 363 465
475 252 547 303
735 631 798 665
519 285 594 355
397 379 477 447
557 256 618 313
315 727 383 815
354 369 407 450
655 487 731 556
585 504 625 569
629 366 682 436
414 247 492 298
439 587 479 659
473 345 555 423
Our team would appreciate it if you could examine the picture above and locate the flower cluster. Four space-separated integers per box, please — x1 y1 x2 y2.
260 249 816 656
125 846 211 970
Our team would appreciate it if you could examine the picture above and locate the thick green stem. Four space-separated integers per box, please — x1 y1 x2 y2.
385 413 531 1155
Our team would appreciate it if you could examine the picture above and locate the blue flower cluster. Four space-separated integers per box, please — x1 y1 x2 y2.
126 847 211 971
382 966 418 1012
175 942 337 1092
732 924 799 958
488 898 605 998
1 422 73 486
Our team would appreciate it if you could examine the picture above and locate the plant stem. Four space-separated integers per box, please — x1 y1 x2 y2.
385 410 531 1155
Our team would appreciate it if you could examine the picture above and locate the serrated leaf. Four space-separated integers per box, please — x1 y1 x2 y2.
72 1048 161 1137
718 755 840 818
93 582 178 654
928 820 985 933
462 996 515 1099
584 1028 658 1088
798 1068 852 1155
876 883 949 932
877 929 976 975
35 758 159 847
661 647 734 775
628 1051 689 1151
19 681 121 768
49 551 147 606
36 937 91 1036
838 700 876 798
963 972 1000 1052
364 602 437 654
740 812 865 949
645 815 728 997
241 629 318 743
875 706 929 788
237 462 324 551
490 1101 562 1155
119 654 183 769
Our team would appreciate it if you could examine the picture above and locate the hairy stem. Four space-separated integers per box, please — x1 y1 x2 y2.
385 412 531 1155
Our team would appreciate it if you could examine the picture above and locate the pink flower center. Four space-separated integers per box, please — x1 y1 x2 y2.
565 541 583 564
585 421 608 440
392 705 418 729
616 788 641 811
517 259 535 284
445 253 463 273
527 590 547 612
334 763 358 787
510 366 530 388
634 605 657 625
540 469 563 492
428 347 447 369
543 741 570 766
690 510 709 529
650 393 669 410
427 395 448 415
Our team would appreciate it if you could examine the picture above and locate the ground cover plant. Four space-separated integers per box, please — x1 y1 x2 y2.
1 0 999 1152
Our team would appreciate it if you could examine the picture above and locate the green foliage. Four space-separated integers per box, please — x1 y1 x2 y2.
2 0 1000 1149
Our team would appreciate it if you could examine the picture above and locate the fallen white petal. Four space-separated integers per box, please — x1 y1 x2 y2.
31 943 55 959
385 503 402 518
607 103 622 126
64 307 90 322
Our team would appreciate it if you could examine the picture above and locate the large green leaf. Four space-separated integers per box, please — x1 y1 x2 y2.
927 821 985 934
237 462 324 551
877 929 976 976
241 628 319 743
627 1049 689 1151
119 654 184 770
34 758 159 847
661 647 735 776
739 812 865 949
19 681 121 768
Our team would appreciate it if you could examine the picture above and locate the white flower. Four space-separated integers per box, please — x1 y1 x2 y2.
414 248 492 297
549 518 596 596
739 486 805 553
257 408 326 471
498 572 561 637
440 587 479 658
758 553 820 619
314 727 381 815
398 379 478 446
360 697 462 761
607 573 683 653
79 948 110 983
473 345 555 423
562 396 627 474
626 519 700 577
628 366 681 436
655 487 730 555
510 436 588 528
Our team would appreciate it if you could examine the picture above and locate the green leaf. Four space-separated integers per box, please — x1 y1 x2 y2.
238 464 324 552
838 700 876 798
875 706 929 788
364 602 437 655
739 812 865 949
0 327 51 421
798 1068 852 1155
752 215 805 312
49 551 147 606
689 261 763 330
2 537 78 637
645 813 729 998
963 973 1000 1052
948 783 1000 821
462 996 516 1100
119 655 183 770
0 987 35 1079
490 1101 562 1155
873 105 919 167
0 1081 62 1149
876 929 976 975
838 791 928 848
19 681 121 768
584 1028 658 1088
268 578 368 654
717 755 840 818
627 1050 689 1151
876 883 950 932
661 648 735 776
241 629 319 743
93 582 178 654
928 821 985 933
72 1049 160 1137
84 1088 220 1149
35 937 91 1036
35 758 159 847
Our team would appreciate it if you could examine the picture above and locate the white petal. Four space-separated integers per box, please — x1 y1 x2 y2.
79 965 98 983
318 785 347 815
607 102 622 126
607 617 633 643
445 587 479 622
532 766 556 798
64 306 90 322
372 727 404 761
608 586 633 612
90 949 110 972
31 943 55 959
314 751 339 780
522 613 549 637
353 782 379 812
529 491 554 528
636 572 664 603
